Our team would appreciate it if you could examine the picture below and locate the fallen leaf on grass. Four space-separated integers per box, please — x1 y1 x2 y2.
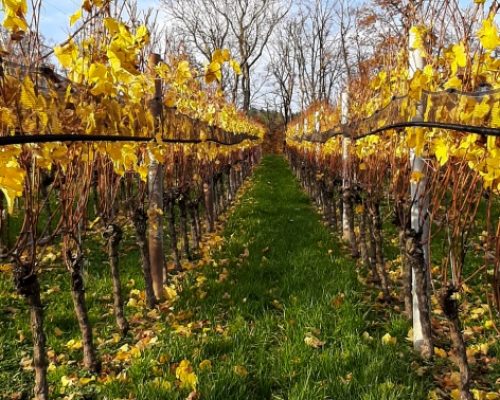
152 377 172 391
199 359 212 371
176 360 198 390
340 372 353 384
381 333 397 345
304 332 326 348
330 293 345 309
434 347 447 358
0 263 13 273
78 376 95 386
233 365 248 377
66 339 83 350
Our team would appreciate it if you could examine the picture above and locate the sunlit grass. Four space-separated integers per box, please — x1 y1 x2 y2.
0 155 432 399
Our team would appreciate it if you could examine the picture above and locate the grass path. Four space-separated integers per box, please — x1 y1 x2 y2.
0 155 433 399
153 155 431 399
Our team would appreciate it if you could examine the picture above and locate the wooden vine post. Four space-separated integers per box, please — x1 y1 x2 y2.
408 27 433 359
147 53 165 300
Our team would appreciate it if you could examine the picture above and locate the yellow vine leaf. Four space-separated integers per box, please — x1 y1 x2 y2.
477 15 500 51
176 60 192 84
82 0 104 12
230 59 241 75
1 0 28 33
410 171 424 183
491 102 500 128
85 112 96 134
444 75 463 90
0 174 23 214
88 62 107 82
20 76 37 110
103 17 120 35
451 42 467 74
164 90 177 108
212 48 230 64
410 25 428 56
54 41 78 69
472 99 490 120
434 139 449 166
69 9 82 27
175 360 198 390
414 127 425 156
205 61 222 84
134 25 149 45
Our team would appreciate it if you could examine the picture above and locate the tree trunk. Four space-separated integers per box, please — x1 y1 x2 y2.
343 186 358 258
203 179 216 232
189 200 202 251
405 228 433 359
132 209 156 309
369 199 391 300
242 63 251 111
337 188 344 235
66 252 100 372
440 287 473 400
400 227 412 319
329 190 338 229
14 263 48 400
358 202 371 272
178 194 192 260
167 196 182 272
393 199 412 319
229 167 236 201
366 204 382 285
104 224 129 336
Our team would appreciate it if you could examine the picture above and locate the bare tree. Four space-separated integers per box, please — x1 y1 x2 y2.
287 0 344 108
161 0 231 61
267 19 296 125
205 0 290 111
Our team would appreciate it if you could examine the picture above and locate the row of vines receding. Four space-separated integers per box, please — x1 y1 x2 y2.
0 1 264 399
286 2 500 399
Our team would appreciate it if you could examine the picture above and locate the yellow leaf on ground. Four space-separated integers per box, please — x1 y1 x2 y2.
381 333 397 345
199 359 212 371
434 347 447 358
176 360 198 390
304 332 326 348
233 365 248 377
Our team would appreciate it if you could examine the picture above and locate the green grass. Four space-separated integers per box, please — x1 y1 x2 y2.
0 155 432 399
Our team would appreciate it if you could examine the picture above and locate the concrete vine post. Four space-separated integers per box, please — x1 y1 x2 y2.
408 28 433 359
147 53 165 300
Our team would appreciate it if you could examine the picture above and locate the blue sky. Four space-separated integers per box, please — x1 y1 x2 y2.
0 0 493 46
0 0 162 45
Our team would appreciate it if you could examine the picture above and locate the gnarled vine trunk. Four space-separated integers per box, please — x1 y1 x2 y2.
65 251 100 372
405 228 433 359
440 286 473 400
14 262 48 400
132 209 156 308
104 224 129 336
